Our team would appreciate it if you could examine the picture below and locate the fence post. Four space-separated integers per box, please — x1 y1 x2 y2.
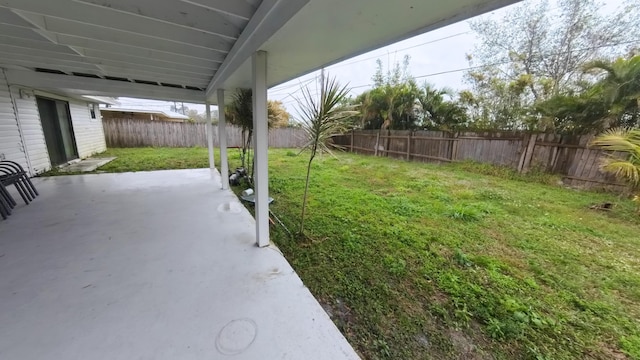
549 135 562 172
374 132 380 156
385 129 391 157
517 134 529 172
518 133 538 173
350 129 354 153
406 131 412 160
450 132 459 162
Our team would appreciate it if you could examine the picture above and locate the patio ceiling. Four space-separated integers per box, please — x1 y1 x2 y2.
0 0 519 102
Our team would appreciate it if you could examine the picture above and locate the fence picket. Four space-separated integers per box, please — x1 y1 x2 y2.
335 130 628 191
102 118 305 149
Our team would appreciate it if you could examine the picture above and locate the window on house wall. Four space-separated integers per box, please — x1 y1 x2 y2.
88 103 97 120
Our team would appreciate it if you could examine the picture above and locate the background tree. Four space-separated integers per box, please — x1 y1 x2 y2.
226 90 292 170
461 68 533 130
534 91 609 134
267 100 291 128
585 56 640 129
186 108 207 123
170 102 188 115
418 83 468 131
298 76 357 234
357 56 422 131
537 55 640 133
226 89 253 170
354 88 386 129
466 0 639 131
285 119 302 128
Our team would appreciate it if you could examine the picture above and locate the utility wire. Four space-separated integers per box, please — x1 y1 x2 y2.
127 35 640 109
270 4 570 86
345 39 640 90
269 32 472 95
269 76 318 94
271 31 473 97
327 31 473 69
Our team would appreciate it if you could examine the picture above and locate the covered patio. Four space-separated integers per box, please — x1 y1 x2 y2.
0 0 520 358
0 0 518 247
0 169 358 359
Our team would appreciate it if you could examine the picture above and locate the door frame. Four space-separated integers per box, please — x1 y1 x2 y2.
36 96 79 166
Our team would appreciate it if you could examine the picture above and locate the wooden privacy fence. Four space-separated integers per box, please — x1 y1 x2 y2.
103 118 306 148
333 130 628 191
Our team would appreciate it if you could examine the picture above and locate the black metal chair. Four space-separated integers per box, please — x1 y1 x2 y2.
0 167 31 205
0 181 13 220
1 161 38 196
11 161 37 196
0 160 38 205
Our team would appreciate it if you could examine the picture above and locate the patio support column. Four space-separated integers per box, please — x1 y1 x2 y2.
217 89 230 189
206 102 215 170
253 50 269 247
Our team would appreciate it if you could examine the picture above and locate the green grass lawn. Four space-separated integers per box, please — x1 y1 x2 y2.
39 147 211 176
97 147 211 172
89 147 640 359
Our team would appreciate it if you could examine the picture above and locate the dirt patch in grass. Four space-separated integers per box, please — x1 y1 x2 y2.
447 328 489 360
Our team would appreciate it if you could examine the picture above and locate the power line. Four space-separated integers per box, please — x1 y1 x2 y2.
271 5 566 82
272 5 628 114
270 32 473 96
327 31 472 70
124 36 638 112
277 88 321 103
277 26 638 97
269 76 318 94
345 39 640 91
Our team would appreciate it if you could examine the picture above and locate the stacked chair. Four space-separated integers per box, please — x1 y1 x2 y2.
0 161 39 220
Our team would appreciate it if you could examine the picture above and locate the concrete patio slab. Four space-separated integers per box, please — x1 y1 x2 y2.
59 157 117 172
0 169 359 360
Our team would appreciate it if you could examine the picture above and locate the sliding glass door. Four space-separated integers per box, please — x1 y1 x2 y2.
36 97 78 166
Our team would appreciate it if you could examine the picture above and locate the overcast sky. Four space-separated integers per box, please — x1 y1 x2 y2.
115 0 625 119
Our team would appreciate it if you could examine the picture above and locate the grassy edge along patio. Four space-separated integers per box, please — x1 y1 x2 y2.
65 147 639 359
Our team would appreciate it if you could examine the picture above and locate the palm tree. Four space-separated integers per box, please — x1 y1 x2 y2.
584 56 640 129
355 87 386 129
534 56 640 133
388 81 422 130
417 84 451 128
298 76 357 234
379 83 398 130
225 89 253 170
226 90 292 176
356 57 422 132
356 81 422 154
590 128 640 189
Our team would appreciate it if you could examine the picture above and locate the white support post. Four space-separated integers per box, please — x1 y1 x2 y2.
206 102 215 170
217 89 230 190
253 51 269 248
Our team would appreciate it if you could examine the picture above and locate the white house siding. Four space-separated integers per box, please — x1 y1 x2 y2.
1 69 107 175
68 101 106 158
0 69 29 171
11 88 51 174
